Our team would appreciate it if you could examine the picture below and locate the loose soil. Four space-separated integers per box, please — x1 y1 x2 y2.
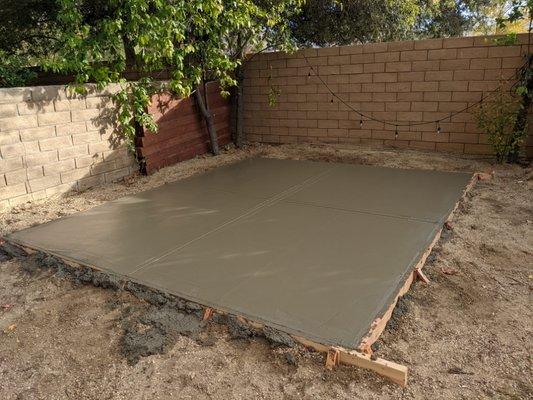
1 143 531 399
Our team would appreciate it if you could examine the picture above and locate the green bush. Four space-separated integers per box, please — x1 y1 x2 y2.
474 85 527 163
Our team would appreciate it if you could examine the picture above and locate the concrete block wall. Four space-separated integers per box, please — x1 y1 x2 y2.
243 34 533 156
0 85 137 209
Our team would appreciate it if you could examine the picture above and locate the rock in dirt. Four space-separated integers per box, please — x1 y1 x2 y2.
441 266 459 275
448 366 474 375
122 325 167 364
285 352 298 366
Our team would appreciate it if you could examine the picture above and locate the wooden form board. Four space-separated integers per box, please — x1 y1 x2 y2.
357 172 483 355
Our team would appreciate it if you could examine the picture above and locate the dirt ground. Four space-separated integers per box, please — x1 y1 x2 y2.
0 143 531 399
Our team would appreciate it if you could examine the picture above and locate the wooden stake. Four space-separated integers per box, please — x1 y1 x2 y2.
203 307 214 321
326 348 340 369
8 238 409 386
416 268 430 284
357 172 480 355
476 171 493 181
295 337 408 386
339 349 408 387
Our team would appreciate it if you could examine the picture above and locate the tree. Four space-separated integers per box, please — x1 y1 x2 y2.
414 0 494 39
288 0 421 47
0 0 301 153
225 0 302 147
473 0 530 34
41 0 302 155
45 0 268 154
0 0 60 86
182 0 301 153
287 0 511 47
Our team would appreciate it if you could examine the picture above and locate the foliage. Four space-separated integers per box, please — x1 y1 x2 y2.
475 86 524 163
225 0 303 57
0 0 61 57
486 0 532 162
0 0 61 87
0 52 36 87
475 0 530 34
495 0 533 32
287 0 507 46
1 0 530 156
267 75 281 107
288 0 421 46
415 0 494 38
112 78 158 151
43 0 291 150
221 0 302 145
495 1 533 103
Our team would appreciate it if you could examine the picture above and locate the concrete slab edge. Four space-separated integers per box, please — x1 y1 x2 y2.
357 172 483 355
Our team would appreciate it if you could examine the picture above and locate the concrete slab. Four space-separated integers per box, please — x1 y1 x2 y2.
7 158 472 348
284 164 473 223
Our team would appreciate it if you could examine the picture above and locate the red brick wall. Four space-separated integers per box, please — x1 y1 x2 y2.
136 82 231 174
243 34 533 156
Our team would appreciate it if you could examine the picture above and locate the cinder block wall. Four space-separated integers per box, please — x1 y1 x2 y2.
0 85 136 209
243 34 533 155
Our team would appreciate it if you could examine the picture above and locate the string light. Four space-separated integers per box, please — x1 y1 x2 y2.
300 53 527 129
395 126 398 139
359 119 363 128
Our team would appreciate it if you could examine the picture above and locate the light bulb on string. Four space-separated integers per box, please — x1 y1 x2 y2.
395 126 398 139
299 51 520 141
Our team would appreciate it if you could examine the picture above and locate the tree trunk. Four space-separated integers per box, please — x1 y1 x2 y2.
122 35 137 69
235 65 245 148
194 82 220 155
508 53 533 163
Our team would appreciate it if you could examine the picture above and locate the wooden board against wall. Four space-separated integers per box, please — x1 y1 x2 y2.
136 82 231 174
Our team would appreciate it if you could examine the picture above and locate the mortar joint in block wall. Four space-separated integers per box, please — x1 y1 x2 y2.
0 82 141 205
241 33 533 157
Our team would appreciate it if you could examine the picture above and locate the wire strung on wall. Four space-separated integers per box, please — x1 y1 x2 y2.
300 53 529 135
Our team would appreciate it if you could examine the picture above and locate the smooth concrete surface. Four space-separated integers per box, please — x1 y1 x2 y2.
7 158 472 348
